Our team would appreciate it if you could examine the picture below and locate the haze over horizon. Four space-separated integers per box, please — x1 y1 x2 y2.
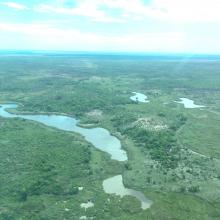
0 0 220 54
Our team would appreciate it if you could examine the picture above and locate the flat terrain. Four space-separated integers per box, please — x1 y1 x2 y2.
0 53 220 219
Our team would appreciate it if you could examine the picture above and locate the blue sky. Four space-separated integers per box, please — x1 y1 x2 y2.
0 0 220 53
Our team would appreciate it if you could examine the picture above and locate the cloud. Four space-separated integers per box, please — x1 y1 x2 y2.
34 0 220 23
1 1 220 53
101 0 166 20
2 0 219 23
153 0 220 22
34 0 165 23
2 2 28 10
0 22 186 52
35 2 125 23
99 0 220 22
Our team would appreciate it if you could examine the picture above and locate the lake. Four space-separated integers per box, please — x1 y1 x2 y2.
175 98 205 109
103 175 152 210
130 92 149 103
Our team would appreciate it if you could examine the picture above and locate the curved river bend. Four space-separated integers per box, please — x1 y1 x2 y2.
0 104 127 161
0 103 152 210
103 175 152 209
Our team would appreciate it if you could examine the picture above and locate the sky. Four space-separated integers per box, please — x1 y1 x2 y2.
0 0 220 54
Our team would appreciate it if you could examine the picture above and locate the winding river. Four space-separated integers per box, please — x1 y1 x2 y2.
0 103 152 210
0 104 127 161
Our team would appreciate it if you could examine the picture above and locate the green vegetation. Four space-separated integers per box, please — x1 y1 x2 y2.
0 54 220 219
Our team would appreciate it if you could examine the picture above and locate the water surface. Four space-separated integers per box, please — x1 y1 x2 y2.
0 103 153 210
175 98 205 109
130 92 149 103
0 104 127 161
103 175 152 209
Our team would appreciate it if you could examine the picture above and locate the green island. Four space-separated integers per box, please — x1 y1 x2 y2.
0 53 220 220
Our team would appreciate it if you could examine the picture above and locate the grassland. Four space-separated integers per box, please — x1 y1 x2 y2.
0 53 220 219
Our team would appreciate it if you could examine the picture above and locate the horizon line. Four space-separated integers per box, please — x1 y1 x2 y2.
0 49 220 57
